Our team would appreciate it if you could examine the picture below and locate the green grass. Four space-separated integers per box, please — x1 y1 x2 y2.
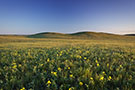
0 32 135 90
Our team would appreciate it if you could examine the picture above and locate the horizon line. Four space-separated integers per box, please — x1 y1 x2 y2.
0 30 134 36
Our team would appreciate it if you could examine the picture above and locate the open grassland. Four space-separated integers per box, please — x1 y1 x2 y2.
0 35 135 90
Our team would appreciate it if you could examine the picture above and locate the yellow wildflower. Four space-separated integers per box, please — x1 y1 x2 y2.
47 80 51 85
85 84 88 87
51 71 57 76
47 58 50 62
18 64 22 67
58 67 61 71
53 72 57 76
79 82 83 86
108 76 112 81
12 63 17 69
69 88 72 90
90 77 93 80
90 77 94 84
107 63 109 67
120 65 122 68
96 60 98 63
68 67 70 69
100 76 104 81
97 63 99 67
102 71 105 74
40 64 43 66
70 74 73 78
84 57 87 59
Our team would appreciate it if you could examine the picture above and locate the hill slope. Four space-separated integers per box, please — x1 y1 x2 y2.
27 31 134 40
125 34 135 36
27 32 71 38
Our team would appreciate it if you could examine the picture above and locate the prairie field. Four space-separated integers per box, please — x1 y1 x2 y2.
0 35 135 90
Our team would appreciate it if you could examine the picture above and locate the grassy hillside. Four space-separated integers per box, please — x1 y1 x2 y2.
0 32 135 90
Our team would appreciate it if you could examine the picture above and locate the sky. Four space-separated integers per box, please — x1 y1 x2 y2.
0 0 135 34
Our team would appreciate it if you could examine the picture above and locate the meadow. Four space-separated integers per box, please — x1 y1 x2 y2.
0 34 135 90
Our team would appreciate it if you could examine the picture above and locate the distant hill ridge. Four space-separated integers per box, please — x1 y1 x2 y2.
27 31 134 40
125 34 135 36
0 31 135 40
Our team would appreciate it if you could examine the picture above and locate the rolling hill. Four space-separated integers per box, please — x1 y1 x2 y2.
0 31 135 42
27 31 134 40
125 34 135 36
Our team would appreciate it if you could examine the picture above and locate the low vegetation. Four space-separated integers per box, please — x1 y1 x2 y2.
0 32 135 90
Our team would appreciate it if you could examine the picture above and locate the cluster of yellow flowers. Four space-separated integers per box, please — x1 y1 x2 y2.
51 71 57 76
12 63 18 72
1 44 134 89
90 77 94 84
76 55 82 59
95 60 100 67
12 63 17 69
20 87 25 90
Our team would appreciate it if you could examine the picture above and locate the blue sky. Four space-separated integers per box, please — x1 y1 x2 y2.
0 0 135 34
